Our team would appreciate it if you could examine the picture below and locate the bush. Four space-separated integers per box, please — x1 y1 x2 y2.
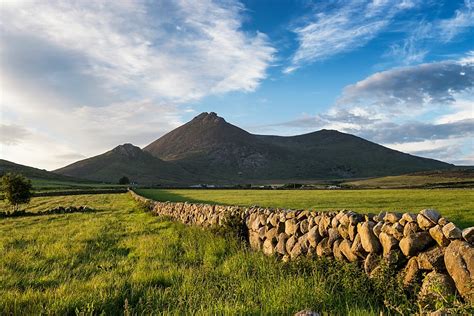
1 173 32 212
119 176 130 185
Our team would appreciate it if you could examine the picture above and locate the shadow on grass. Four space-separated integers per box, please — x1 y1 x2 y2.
0 208 104 219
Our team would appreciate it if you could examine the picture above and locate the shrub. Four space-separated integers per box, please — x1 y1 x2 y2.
1 173 32 212
119 176 130 185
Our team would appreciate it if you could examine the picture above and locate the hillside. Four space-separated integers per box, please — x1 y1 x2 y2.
345 169 474 189
0 159 87 182
55 144 195 185
144 112 452 182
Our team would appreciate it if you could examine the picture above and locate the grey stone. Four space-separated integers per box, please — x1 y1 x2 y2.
442 222 462 239
399 232 434 257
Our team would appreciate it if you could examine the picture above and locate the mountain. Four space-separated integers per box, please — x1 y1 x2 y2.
143 112 452 182
55 143 194 185
0 159 86 182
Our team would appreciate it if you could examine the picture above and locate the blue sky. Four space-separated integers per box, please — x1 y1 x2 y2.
0 0 473 169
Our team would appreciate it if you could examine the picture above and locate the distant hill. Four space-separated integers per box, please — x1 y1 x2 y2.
143 112 452 182
345 169 474 189
0 159 85 182
55 144 195 185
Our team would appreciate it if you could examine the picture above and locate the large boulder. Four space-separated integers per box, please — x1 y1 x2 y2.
444 240 474 303
399 232 434 257
417 246 445 271
359 221 382 253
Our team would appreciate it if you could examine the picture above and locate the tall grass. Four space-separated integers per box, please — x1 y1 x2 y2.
0 194 387 314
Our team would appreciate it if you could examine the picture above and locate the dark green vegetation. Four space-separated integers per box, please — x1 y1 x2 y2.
345 169 474 189
56 112 452 185
137 188 474 228
0 193 413 314
1 173 32 211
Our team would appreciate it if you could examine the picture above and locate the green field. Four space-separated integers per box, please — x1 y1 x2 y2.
0 193 412 315
137 188 474 228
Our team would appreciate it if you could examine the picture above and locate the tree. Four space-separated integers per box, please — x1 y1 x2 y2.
118 176 130 185
1 173 33 212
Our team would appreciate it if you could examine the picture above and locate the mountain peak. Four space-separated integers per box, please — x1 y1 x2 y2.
193 112 226 124
111 143 143 158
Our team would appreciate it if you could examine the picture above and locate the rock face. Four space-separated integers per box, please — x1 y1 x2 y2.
444 240 474 303
129 189 474 307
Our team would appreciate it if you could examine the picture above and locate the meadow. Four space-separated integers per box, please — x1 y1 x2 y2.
137 188 474 228
0 193 408 315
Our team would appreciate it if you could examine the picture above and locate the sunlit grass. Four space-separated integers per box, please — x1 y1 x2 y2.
0 193 386 314
137 188 474 228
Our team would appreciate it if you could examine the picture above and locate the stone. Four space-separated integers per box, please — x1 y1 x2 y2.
463 227 474 244
444 240 474 303
327 228 341 246
429 225 450 247
337 225 349 240
442 222 462 239
418 272 456 308
364 253 381 275
318 215 331 237
263 238 276 256
437 217 449 226
258 226 267 239
348 224 357 241
373 211 386 222
350 234 366 258
384 212 402 223
265 227 279 242
399 232 434 257
275 233 288 255
417 214 435 230
359 222 382 253
285 219 298 235
390 223 404 240
402 213 417 223
286 235 298 254
339 239 358 262
403 222 420 237
379 232 399 257
402 257 421 287
418 246 445 271
307 226 322 247
299 219 309 234
420 209 441 224
373 221 383 237
290 241 303 259
316 237 332 257
333 239 344 260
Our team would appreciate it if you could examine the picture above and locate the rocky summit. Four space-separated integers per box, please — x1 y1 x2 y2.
55 112 452 184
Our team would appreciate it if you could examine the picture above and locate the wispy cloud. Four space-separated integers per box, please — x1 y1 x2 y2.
284 0 418 73
0 0 275 169
388 0 474 64
264 54 474 164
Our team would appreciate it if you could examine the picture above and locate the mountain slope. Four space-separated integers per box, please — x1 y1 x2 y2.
144 112 453 181
0 159 87 182
55 144 195 185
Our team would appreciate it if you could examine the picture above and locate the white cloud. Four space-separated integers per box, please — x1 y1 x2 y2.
285 0 417 73
0 0 275 169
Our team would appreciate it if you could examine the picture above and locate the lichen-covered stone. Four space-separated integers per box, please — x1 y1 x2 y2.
418 246 445 271
444 240 474 303
420 209 441 224
339 239 359 262
442 222 462 239
399 232 434 257
384 212 402 224
403 222 420 237
402 257 421 287
285 219 298 235
359 221 382 253
429 225 450 247
462 227 474 244
417 214 435 230
379 232 399 256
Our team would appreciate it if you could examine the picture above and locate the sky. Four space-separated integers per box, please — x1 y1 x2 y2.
0 0 473 170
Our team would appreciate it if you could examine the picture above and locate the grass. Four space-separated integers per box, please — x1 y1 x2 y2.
0 193 395 315
30 178 126 192
136 189 474 228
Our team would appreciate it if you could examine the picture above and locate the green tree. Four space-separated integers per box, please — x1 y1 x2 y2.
118 176 130 185
1 173 33 212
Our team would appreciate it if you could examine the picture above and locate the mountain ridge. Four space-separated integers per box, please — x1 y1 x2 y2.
55 112 453 184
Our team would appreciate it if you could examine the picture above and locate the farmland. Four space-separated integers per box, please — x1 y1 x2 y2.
136 188 474 228
1 193 398 315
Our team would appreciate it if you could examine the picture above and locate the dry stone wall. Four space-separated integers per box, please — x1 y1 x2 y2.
129 190 474 304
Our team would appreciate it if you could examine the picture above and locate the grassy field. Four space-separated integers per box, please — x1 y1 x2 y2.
137 189 474 228
30 178 126 192
0 193 410 315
